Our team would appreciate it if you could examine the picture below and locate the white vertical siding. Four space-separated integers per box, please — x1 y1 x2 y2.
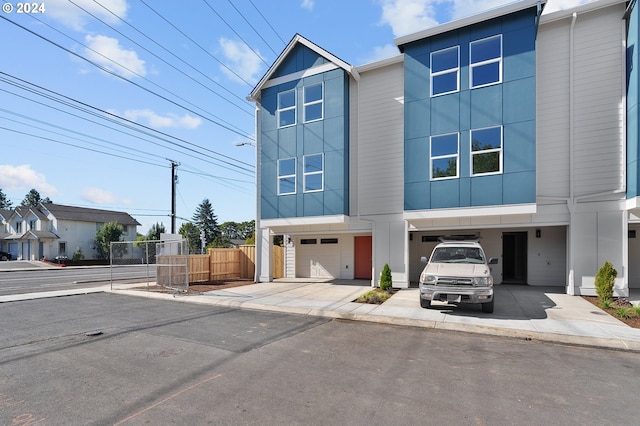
353 61 404 216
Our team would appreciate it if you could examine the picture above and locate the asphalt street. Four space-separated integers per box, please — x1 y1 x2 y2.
1 293 639 425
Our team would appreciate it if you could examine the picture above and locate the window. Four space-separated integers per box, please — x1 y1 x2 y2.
431 46 459 96
59 242 67 256
471 126 502 175
278 158 296 195
277 89 296 128
303 154 324 192
29 220 36 230
431 133 459 179
470 35 502 88
321 238 338 244
16 221 22 233
96 222 104 231
303 83 323 122
122 225 128 234
301 239 317 244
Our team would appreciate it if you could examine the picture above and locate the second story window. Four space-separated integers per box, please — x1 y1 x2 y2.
431 46 459 97
303 153 324 192
278 158 296 195
303 83 323 123
471 126 502 175
16 221 23 233
470 35 502 88
29 220 36 230
431 133 459 180
277 89 296 128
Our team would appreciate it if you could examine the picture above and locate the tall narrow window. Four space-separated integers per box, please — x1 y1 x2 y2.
431 46 459 97
277 89 296 128
431 133 459 180
471 126 502 175
303 83 323 123
470 35 502 88
278 158 296 195
303 153 324 192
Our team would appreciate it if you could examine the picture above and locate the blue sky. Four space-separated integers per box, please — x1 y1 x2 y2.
0 0 591 233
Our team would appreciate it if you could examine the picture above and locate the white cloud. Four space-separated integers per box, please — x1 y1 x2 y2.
123 109 202 129
0 165 58 195
218 37 264 85
379 0 594 36
45 0 128 31
361 43 401 64
81 187 118 204
301 0 314 11
84 34 146 78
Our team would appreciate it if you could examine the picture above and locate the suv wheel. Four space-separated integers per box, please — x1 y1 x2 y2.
420 297 431 309
481 299 494 313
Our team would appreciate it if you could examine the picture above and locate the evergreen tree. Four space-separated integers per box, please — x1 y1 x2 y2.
0 189 12 209
146 222 166 240
21 189 52 207
191 199 220 247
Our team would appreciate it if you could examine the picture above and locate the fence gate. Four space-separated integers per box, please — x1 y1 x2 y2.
155 239 189 293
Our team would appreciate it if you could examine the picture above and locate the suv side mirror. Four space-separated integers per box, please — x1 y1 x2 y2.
420 256 428 264
488 257 498 265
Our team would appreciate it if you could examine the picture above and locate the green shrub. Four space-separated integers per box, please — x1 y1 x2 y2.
72 248 85 262
594 261 617 303
380 263 392 292
615 307 633 319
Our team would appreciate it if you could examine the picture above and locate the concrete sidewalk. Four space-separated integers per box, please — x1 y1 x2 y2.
112 280 640 352
3 279 640 352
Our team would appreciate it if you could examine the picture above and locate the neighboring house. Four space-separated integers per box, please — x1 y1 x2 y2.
0 203 140 260
248 0 640 297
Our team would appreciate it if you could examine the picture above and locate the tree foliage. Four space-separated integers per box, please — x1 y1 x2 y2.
94 221 125 259
380 263 393 292
219 220 255 245
0 189 11 209
179 222 201 254
191 198 221 248
20 189 52 207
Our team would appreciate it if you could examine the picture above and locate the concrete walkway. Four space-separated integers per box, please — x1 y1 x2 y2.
3 279 640 352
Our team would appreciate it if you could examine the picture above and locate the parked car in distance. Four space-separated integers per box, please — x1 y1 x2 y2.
419 240 498 313
0 251 13 261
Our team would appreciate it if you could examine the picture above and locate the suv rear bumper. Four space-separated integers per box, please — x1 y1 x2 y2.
419 284 493 304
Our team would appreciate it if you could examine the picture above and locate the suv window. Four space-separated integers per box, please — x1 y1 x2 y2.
430 246 485 264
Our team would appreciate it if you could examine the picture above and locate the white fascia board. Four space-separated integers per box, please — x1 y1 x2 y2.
356 54 404 73
261 63 339 90
248 34 357 102
261 214 349 228
395 0 547 49
403 204 537 221
626 197 640 211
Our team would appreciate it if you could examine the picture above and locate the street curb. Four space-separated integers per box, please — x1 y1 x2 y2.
108 288 640 353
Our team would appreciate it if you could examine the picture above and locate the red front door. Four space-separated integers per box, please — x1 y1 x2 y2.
354 236 372 279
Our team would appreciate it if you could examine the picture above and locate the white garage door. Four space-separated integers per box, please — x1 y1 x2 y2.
296 237 341 278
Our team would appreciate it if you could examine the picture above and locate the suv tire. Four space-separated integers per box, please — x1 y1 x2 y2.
420 297 431 309
481 299 494 313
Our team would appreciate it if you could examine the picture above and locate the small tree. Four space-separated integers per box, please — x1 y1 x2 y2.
94 221 125 259
595 261 617 303
0 188 12 209
380 263 392 292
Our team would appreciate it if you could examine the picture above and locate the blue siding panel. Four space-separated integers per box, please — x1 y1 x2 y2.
403 6 538 211
628 4 640 198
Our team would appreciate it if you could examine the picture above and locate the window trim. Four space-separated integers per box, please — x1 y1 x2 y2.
430 132 459 180
430 45 460 97
470 34 502 89
470 125 503 176
303 153 324 193
277 89 296 128
277 157 297 195
303 83 324 123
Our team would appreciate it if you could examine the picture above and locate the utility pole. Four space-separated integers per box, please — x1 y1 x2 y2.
169 160 179 234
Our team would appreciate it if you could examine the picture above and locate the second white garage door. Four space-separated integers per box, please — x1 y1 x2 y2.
296 237 341 278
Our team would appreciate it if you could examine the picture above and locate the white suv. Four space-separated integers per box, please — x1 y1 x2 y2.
418 240 498 313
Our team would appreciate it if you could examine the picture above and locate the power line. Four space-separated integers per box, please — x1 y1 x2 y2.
0 14 255 140
249 0 287 45
225 0 281 56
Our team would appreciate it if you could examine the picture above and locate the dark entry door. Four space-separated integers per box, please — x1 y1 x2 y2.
354 236 372 279
502 232 528 284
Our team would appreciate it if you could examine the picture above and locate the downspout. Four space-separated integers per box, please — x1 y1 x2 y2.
253 103 261 283
567 12 577 295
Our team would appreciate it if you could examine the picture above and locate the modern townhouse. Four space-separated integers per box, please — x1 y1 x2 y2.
249 0 640 297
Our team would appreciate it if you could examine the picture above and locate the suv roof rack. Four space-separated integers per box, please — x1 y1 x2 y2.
438 235 480 243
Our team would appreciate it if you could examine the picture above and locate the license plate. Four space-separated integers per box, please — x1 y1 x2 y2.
447 294 461 303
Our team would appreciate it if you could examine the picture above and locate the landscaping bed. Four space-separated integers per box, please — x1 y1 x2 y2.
582 296 640 329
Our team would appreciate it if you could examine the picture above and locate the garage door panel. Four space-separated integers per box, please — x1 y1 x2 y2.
297 238 341 278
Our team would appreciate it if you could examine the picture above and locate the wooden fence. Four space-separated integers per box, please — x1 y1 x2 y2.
187 245 283 283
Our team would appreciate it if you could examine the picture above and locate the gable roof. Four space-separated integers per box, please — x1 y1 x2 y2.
39 203 141 226
247 33 360 102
